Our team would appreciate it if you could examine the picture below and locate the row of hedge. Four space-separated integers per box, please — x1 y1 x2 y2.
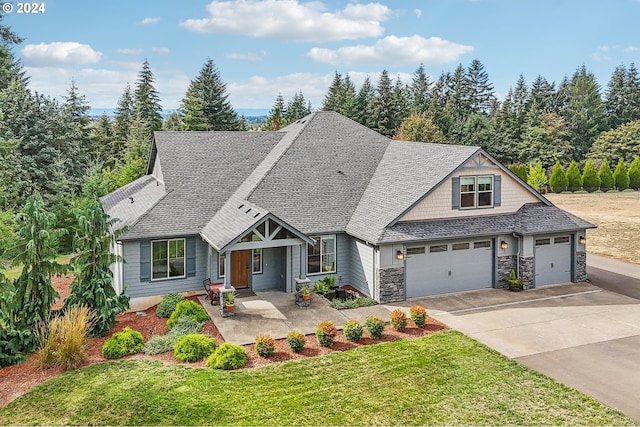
509 157 640 193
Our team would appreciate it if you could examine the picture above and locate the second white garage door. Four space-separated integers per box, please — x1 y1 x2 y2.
535 235 572 286
405 240 494 298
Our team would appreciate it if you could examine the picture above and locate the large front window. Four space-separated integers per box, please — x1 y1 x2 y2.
308 235 336 275
460 175 493 208
152 239 185 280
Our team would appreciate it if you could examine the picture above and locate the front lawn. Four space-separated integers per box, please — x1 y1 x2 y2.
0 331 631 426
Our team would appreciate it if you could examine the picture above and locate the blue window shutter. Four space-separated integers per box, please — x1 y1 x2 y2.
140 241 151 282
494 175 502 206
186 237 196 277
452 177 460 209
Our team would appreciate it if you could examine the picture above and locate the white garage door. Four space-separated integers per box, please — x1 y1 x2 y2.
405 240 494 298
535 235 572 286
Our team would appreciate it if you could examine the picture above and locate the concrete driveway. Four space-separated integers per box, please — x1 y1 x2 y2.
418 279 640 422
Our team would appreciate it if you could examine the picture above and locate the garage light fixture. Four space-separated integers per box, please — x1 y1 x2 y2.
579 236 586 245
396 250 404 260
500 240 508 250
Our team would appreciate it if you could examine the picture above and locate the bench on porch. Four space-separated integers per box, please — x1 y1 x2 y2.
203 279 224 305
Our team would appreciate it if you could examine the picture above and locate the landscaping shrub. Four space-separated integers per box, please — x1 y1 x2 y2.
582 159 601 192
365 316 385 339
598 159 614 190
549 162 568 193
614 158 630 190
566 160 583 191
390 309 408 332
286 330 306 353
527 161 547 193
315 320 337 348
167 300 209 330
254 334 275 357
174 334 217 363
629 157 640 190
343 319 363 342
313 275 335 295
143 316 204 355
37 305 94 370
206 342 247 370
101 327 144 359
410 305 427 328
156 293 185 318
356 297 377 307
330 299 358 309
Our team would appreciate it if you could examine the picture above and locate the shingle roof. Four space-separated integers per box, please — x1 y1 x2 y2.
100 175 166 232
346 141 479 243
379 203 596 244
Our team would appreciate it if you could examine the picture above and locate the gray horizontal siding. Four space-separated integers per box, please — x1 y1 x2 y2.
122 236 208 298
350 238 374 297
306 233 350 288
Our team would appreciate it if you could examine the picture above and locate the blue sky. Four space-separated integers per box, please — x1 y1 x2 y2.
4 0 639 114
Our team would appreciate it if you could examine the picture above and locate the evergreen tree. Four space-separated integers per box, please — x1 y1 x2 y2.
181 58 239 131
563 66 607 160
598 159 614 190
0 15 26 90
549 161 568 193
353 76 375 125
163 111 183 131
264 94 286 131
613 158 630 190
80 161 109 200
113 84 134 158
466 59 495 114
89 113 113 164
527 161 547 193
394 113 446 143
369 70 401 137
409 64 431 115
582 159 601 192
133 59 163 132
528 75 556 116
605 63 640 128
64 200 129 337
628 157 640 190
588 120 640 165
322 72 344 112
462 113 495 152
518 112 572 167
566 160 583 191
508 164 528 183
284 91 312 124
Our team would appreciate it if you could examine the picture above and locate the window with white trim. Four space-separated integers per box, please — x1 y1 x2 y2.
252 249 262 274
152 239 185 280
308 235 336 275
460 175 494 209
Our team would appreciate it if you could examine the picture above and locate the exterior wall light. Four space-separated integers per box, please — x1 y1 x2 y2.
396 250 404 260
500 240 508 250
579 236 586 245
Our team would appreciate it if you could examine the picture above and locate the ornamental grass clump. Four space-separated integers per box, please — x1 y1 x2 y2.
254 334 276 357
390 309 408 332
167 300 209 330
37 305 95 370
343 319 363 342
410 305 427 328
156 293 185 318
286 330 306 353
173 334 216 362
365 316 385 339
143 316 204 355
315 320 337 348
206 342 247 370
101 327 144 359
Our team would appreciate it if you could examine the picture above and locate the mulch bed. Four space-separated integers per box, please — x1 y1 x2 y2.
0 276 448 408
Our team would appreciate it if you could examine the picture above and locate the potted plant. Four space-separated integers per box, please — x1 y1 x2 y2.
302 286 310 301
505 269 524 292
225 291 237 312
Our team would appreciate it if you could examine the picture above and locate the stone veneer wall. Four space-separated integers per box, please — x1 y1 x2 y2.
519 257 534 289
375 267 404 303
576 251 587 282
497 255 517 289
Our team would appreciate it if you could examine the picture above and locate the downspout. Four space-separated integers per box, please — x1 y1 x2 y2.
512 233 522 277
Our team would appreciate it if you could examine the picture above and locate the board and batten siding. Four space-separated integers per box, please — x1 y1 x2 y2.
350 238 375 297
401 168 540 222
122 236 208 298
305 233 351 288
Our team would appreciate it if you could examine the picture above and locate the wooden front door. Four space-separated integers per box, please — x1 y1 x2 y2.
231 250 250 289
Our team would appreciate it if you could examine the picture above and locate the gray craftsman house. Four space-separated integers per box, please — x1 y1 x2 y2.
102 111 594 307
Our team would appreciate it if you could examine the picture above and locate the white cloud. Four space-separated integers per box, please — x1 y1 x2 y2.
624 46 639 53
307 35 474 66
225 50 267 61
21 42 102 66
180 0 388 42
152 47 170 55
139 17 160 25
591 52 611 62
414 9 422 17
597 45 610 52
117 48 143 55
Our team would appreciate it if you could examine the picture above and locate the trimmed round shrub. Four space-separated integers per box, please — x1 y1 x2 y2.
167 300 210 330
549 162 568 193
143 316 204 355
102 327 144 359
174 334 217 362
206 342 247 370
254 334 275 357
286 330 306 353
390 309 408 332
343 319 363 342
582 159 601 192
168 315 204 336
365 316 385 340
315 320 337 348
410 305 427 328
156 293 185 318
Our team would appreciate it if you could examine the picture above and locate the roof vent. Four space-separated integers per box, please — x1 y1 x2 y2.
338 170 346 176
238 204 245 209
129 197 134 204
245 208 252 214
253 212 260 218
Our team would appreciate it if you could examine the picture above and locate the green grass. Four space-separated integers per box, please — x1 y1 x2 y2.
0 331 631 426
4 254 72 281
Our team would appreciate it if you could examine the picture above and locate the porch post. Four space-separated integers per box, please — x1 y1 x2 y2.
224 250 232 289
300 243 307 279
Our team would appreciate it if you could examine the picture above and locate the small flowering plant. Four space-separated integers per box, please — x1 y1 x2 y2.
315 320 337 348
287 330 306 353
254 334 275 357
390 309 408 332
410 305 427 328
